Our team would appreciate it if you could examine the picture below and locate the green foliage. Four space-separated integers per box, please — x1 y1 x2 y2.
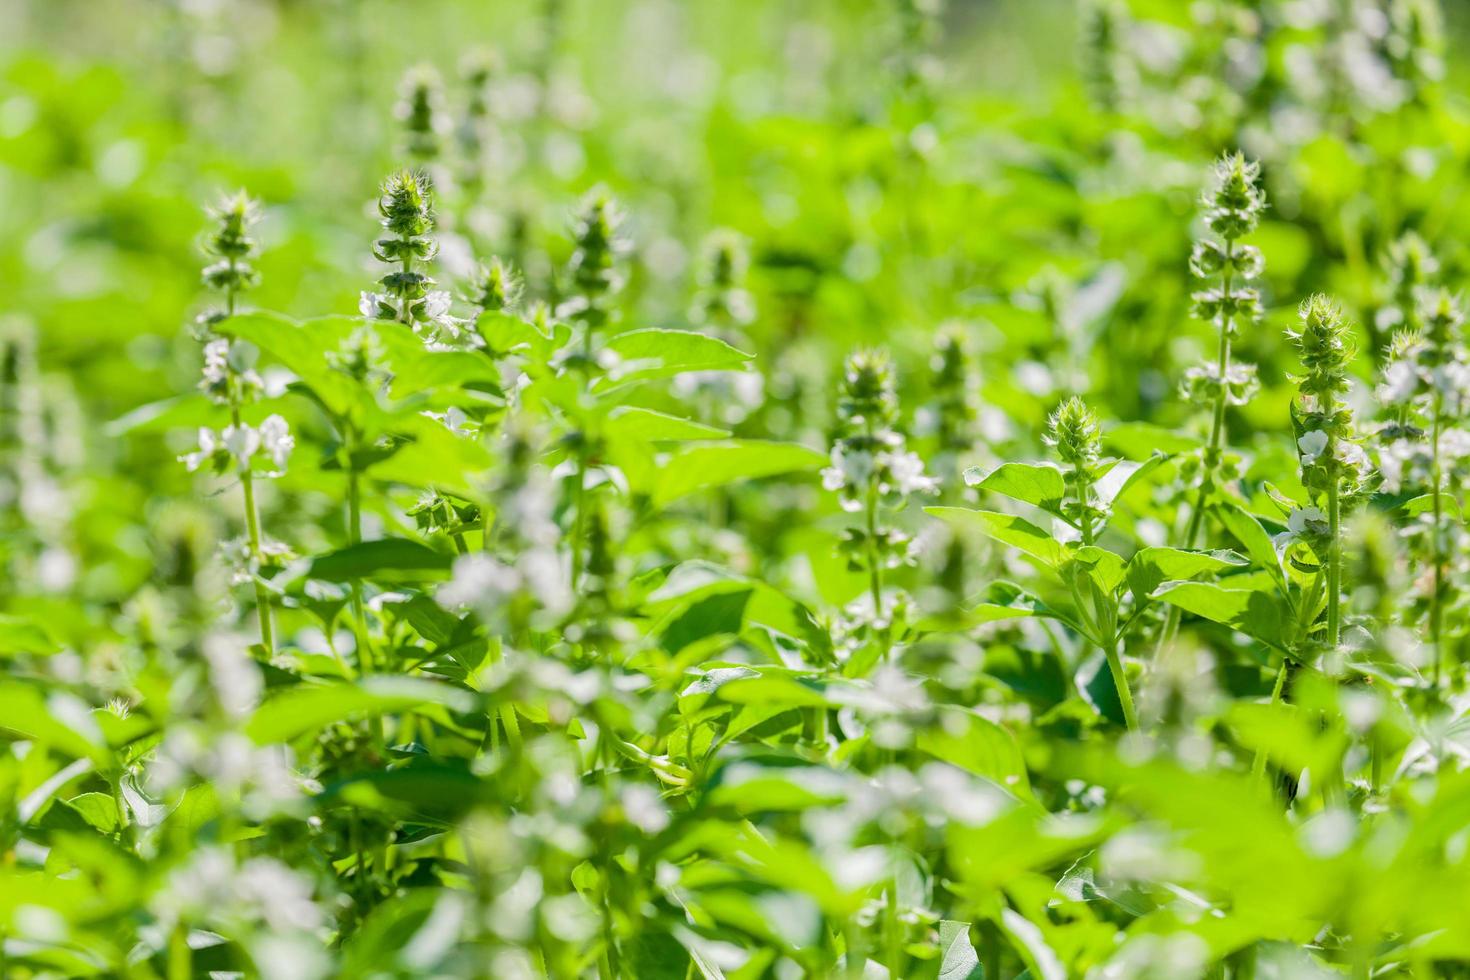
8 0 1470 977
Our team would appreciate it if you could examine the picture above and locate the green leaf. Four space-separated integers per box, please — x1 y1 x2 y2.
309 538 454 582
221 312 367 419
0 615 62 656
999 908 1065 980
247 676 476 743
1070 546 1125 595
1092 454 1165 509
917 708 1031 798
1124 547 1249 600
1213 503 1283 584
965 462 1067 517
1155 581 1293 651
1106 421 1202 458
652 440 827 506
604 406 730 442
601 329 753 387
63 792 120 835
938 920 985 980
927 508 1064 568
474 310 550 356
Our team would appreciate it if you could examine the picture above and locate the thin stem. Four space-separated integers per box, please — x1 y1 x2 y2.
1076 461 1137 730
865 471 883 619
238 457 275 656
1157 234 1237 655
1251 661 1290 779
1326 477 1342 651
225 278 274 656
347 449 372 675
1104 638 1140 731
1430 400 1445 687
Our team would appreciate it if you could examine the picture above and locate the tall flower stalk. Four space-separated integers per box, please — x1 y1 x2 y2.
823 350 936 638
563 191 626 590
1378 286 1470 684
1157 153 1265 656
1289 295 1369 657
361 170 459 344
1048 396 1139 730
186 192 293 657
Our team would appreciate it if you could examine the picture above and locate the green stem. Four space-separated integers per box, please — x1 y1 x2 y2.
232 404 275 657
168 921 190 980
866 472 883 620
1104 637 1139 732
1156 234 1236 655
1326 477 1342 652
1430 402 1445 687
1251 661 1290 779
348 456 372 675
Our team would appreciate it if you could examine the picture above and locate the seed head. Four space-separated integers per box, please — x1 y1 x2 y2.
568 190 627 304
1289 294 1354 402
467 257 522 314
377 169 436 243
1203 152 1266 240
396 65 447 162
837 349 900 432
1046 396 1101 467
1417 287 1462 353
200 191 262 296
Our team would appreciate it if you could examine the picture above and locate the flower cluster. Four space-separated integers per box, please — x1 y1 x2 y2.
1378 288 1470 490
197 191 262 329
1183 153 1265 412
1045 395 1110 535
1290 295 1370 498
181 414 294 475
397 65 448 164
825 350 936 584
360 169 461 343
691 229 754 335
562 190 628 319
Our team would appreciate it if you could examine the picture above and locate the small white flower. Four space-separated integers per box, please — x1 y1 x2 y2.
438 554 521 615
1441 428 1470 462
180 427 218 472
258 414 294 470
821 447 874 493
1377 359 1418 405
201 338 231 386
1297 429 1329 463
423 290 452 319
1287 505 1325 534
222 424 260 467
882 450 938 496
359 291 388 318
1335 440 1369 473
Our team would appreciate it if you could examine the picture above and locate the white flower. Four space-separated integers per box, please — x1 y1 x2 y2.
1297 429 1328 463
1287 505 1325 534
1377 359 1418 406
425 405 471 435
201 338 231 386
821 446 874 492
359 291 387 318
180 427 218 471
1433 362 1470 400
258 414 294 470
423 290 452 319
438 554 521 615
222 424 260 467
1334 439 1369 474
1441 428 1470 462
882 450 938 496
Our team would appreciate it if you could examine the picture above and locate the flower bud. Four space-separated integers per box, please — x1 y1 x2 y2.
1046 396 1101 467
